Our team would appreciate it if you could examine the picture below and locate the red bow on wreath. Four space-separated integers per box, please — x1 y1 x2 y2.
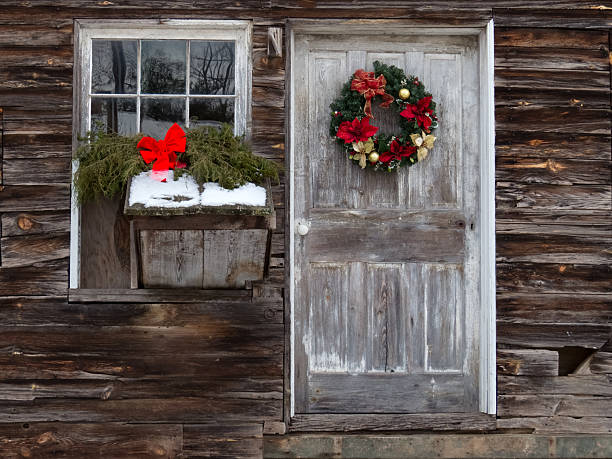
137 123 187 182
351 69 395 119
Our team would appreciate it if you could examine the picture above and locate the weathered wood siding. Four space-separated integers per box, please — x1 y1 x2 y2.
0 1 610 456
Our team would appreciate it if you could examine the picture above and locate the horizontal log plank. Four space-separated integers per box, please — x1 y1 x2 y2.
496 183 611 210
68 288 253 303
0 89 72 112
288 413 496 432
495 132 610 161
497 322 611 349
0 324 283 358
2 132 72 159
494 27 608 48
493 8 612 29
496 158 610 186
495 69 609 91
591 352 612 374
0 25 73 47
495 87 610 109
0 259 67 296
498 375 612 396
0 397 281 423
497 349 559 376
498 395 612 418
1 233 70 268
495 47 608 71
2 158 71 185
496 293 612 324
0 353 282 381
0 66 72 91
0 185 70 212
0 297 283 326
1 211 70 237
495 106 609 135
496 232 612 264
183 423 263 459
0 379 282 402
0 46 73 68
496 416 612 434
0 423 182 458
496 262 612 294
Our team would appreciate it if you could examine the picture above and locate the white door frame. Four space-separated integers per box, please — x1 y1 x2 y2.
288 19 496 416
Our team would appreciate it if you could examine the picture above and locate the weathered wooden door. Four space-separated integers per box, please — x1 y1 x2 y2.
292 30 483 414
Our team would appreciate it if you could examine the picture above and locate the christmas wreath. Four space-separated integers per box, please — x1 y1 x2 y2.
329 61 439 172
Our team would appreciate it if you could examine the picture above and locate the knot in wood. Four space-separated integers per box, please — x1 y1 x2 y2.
17 215 34 231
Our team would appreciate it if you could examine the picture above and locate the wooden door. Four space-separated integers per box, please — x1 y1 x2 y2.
292 31 482 414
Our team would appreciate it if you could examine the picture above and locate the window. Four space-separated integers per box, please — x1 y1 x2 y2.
71 20 252 289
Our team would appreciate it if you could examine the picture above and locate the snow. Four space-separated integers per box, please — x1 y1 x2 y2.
128 171 267 208
201 182 267 207
128 170 200 208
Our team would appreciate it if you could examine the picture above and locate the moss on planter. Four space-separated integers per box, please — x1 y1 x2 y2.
74 124 279 205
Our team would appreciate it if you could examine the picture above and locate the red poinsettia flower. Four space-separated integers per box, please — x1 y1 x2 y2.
400 96 433 130
379 140 417 164
336 117 379 144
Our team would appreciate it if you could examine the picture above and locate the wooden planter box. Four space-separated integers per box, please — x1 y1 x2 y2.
124 179 275 289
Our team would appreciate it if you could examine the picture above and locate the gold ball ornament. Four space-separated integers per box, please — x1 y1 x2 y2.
399 88 411 100
368 152 380 163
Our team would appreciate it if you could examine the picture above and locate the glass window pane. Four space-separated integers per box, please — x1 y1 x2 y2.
190 41 235 95
141 40 186 94
141 98 185 138
190 98 234 129
91 98 137 134
91 40 137 94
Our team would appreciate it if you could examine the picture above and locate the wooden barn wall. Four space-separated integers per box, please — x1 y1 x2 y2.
0 1 610 456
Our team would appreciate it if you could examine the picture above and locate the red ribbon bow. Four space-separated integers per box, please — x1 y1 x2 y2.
137 123 187 182
350 69 395 119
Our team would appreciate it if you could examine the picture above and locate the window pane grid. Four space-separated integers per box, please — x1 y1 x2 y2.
90 38 236 136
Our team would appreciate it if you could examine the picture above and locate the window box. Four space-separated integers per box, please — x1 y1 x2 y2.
124 178 275 289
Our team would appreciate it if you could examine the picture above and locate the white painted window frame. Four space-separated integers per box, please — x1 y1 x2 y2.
288 19 496 416
70 19 252 289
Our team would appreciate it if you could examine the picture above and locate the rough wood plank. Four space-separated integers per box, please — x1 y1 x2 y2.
2 157 71 185
203 229 269 289
495 87 610 109
288 413 496 432
0 46 73 68
0 185 70 211
68 288 251 303
139 230 204 288
496 416 612 434
498 395 612 418
80 197 131 289
1 210 70 237
183 423 263 459
0 423 182 458
496 183 611 210
495 132 610 161
0 65 72 91
496 293 612 324
496 262 612 294
307 373 468 413
591 352 612 374
497 157 611 185
0 297 283 327
495 47 608 71
0 24 73 47
0 259 67 296
2 132 72 159
495 106 609 135
497 349 559 376
498 375 612 396
494 27 609 48
1 233 69 268
495 68 609 92
0 89 72 114
493 9 612 29
497 232 612 264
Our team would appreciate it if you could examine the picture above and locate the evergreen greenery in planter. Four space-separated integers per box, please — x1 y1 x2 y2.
74 123 279 205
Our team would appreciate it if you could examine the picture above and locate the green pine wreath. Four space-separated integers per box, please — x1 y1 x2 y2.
329 61 439 172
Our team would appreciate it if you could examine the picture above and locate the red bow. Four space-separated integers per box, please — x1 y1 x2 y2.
137 123 187 182
350 69 395 119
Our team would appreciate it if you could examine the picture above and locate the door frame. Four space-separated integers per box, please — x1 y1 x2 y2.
286 19 496 424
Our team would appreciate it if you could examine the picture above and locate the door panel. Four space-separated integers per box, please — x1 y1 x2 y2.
293 32 481 414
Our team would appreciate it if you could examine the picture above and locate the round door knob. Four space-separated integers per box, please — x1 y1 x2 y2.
297 223 309 236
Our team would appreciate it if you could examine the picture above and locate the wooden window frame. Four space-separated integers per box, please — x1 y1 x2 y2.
286 19 496 426
70 19 252 290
